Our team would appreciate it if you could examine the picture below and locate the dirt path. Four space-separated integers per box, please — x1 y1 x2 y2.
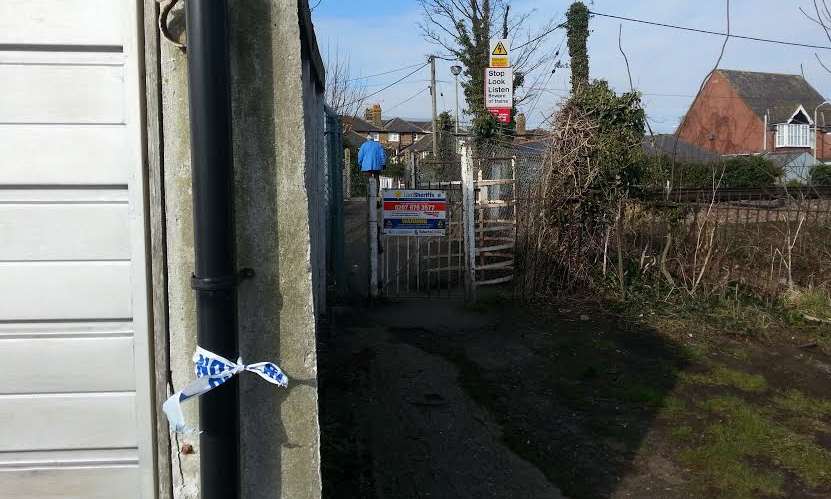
319 302 564 499
321 294 831 498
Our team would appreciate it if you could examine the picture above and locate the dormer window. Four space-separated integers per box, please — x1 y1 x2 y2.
775 106 814 148
775 124 811 147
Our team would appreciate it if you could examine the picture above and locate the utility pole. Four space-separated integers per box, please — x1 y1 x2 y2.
451 65 462 134
430 56 439 158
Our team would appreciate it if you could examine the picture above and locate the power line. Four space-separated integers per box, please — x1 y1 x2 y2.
385 86 429 113
523 34 568 120
513 20 567 51
590 10 831 51
362 78 453 88
344 63 429 107
347 62 427 82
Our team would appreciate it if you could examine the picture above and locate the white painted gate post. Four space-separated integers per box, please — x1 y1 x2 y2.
460 140 478 303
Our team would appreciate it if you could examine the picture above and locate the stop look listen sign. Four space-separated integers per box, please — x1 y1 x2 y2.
485 67 513 124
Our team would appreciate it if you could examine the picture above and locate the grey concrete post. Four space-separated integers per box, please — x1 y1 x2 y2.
344 148 352 200
368 175 379 299
159 1 323 498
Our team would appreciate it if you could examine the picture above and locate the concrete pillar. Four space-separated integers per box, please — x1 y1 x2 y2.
230 1 322 498
344 148 352 200
158 1 323 497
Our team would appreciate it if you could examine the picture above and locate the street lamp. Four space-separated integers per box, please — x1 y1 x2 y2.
814 100 831 164
451 65 463 134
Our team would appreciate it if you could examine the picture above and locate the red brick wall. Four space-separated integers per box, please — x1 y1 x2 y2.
678 72 766 155
679 72 831 161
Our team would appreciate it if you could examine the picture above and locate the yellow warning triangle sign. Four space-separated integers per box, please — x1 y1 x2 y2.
492 41 508 56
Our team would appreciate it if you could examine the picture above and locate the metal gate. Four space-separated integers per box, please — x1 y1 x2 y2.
473 155 518 287
380 179 466 298
372 142 534 301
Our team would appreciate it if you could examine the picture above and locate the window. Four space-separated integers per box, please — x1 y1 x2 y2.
370 132 380 142
388 133 400 142
776 124 813 148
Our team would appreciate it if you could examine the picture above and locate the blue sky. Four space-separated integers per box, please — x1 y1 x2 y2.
312 1 831 133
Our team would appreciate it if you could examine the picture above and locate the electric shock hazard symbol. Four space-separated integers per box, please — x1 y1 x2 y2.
489 38 510 67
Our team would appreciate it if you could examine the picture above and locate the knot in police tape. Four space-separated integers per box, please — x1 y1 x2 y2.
163 347 288 433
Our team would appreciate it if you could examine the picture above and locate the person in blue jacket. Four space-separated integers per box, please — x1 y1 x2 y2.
358 135 386 174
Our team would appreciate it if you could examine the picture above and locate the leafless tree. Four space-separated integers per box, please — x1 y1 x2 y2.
417 0 559 131
323 43 368 119
800 0 831 73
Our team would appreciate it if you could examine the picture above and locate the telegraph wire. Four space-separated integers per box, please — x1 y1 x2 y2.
523 34 568 123
344 62 429 107
347 62 428 82
590 10 831 51
513 20 567 51
385 86 430 113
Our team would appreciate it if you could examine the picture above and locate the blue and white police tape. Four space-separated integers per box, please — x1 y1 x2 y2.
162 347 288 433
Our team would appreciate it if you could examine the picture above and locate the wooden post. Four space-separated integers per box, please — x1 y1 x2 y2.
461 141 478 302
430 56 439 159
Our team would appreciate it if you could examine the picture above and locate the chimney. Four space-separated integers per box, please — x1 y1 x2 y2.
516 113 527 136
364 103 382 127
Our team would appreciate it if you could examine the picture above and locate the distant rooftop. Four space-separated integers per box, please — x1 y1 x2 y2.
716 69 829 126
643 134 720 163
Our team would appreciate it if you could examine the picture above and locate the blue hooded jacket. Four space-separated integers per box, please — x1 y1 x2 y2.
358 140 386 172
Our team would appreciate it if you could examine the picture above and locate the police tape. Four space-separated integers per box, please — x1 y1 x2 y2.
162 347 288 433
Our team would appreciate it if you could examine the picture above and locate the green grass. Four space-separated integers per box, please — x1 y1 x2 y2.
658 396 687 420
682 367 767 393
618 382 664 405
784 288 831 321
681 396 831 498
671 424 694 441
774 389 831 418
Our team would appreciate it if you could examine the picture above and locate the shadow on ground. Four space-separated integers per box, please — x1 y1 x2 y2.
319 298 689 498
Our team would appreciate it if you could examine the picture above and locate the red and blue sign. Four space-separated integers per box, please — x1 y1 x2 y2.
382 189 448 236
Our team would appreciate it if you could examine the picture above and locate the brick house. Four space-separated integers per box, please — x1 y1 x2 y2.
678 69 831 161
383 117 424 150
341 115 385 142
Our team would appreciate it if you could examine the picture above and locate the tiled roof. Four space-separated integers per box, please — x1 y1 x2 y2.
384 117 426 134
717 70 830 126
343 129 367 149
408 120 434 132
643 134 720 163
341 115 385 133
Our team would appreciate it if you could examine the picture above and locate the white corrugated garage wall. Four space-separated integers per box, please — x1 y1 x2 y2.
0 1 155 498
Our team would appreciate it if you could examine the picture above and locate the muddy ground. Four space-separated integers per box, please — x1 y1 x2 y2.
325 198 831 498
319 296 831 499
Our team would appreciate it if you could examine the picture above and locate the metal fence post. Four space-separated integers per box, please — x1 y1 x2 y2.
460 141 477 303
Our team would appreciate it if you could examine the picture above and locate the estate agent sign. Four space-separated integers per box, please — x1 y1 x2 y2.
382 190 448 236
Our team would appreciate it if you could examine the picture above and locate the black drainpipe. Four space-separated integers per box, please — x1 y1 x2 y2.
184 1 240 498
